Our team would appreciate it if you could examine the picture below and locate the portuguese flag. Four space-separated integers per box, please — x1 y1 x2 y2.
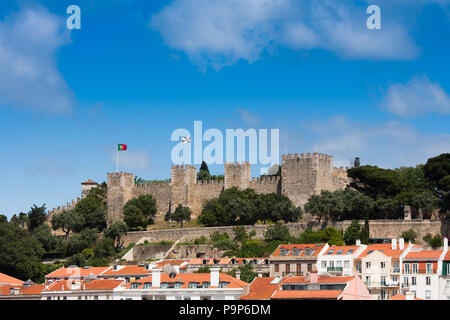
118 144 127 151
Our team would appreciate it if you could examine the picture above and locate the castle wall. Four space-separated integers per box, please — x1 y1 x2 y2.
224 162 251 190
248 176 281 194
121 219 443 247
133 182 172 215
107 172 135 225
190 180 224 216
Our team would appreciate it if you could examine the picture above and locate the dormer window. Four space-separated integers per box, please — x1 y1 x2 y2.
202 282 210 288
130 282 140 289
143 282 152 289
188 282 199 288
336 249 344 255
326 249 335 255
280 248 288 256
218 282 230 288
160 283 170 289
292 248 300 256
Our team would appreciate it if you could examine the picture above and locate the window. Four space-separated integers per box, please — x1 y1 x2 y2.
292 248 301 256
296 264 301 274
130 282 141 289
202 282 210 288
381 262 386 269
404 263 410 274
356 262 361 273
336 261 342 268
411 277 416 286
160 283 169 289
47 297 51 300
94 296 98 300
78 296 82 300
143 282 152 289
307 264 312 272
280 248 288 256
286 264 291 273
412 263 418 274
426 290 431 300
188 282 199 288
426 263 433 274
380 289 386 300
218 282 229 288
275 264 279 272
304 248 314 255
366 262 371 269
63 296 67 300
321 261 327 268
344 260 350 269
336 249 344 255
327 250 335 255
381 276 386 286
403 277 409 287
426 277 431 285
365 276 371 286
346 249 354 255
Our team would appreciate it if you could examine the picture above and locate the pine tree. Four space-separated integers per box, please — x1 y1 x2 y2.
197 161 211 181
361 214 370 244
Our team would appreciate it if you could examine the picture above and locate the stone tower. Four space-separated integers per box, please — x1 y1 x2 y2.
281 153 334 208
171 165 196 211
224 162 251 190
106 172 135 225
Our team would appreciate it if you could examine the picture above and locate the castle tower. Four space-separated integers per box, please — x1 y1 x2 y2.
171 165 196 211
106 172 135 225
81 179 100 198
281 153 334 208
224 162 251 190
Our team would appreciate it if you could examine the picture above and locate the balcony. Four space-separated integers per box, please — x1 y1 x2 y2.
392 268 400 273
364 281 400 288
327 267 343 272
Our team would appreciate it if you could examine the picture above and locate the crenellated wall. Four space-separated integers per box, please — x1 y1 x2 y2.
106 152 351 224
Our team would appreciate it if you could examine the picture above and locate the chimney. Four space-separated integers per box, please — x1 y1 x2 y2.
444 237 448 252
399 238 405 250
210 268 220 287
152 268 161 288
405 292 414 300
258 271 263 278
391 238 397 250
235 270 241 281
356 239 361 246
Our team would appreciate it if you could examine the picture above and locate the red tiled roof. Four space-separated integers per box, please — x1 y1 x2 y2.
356 244 406 259
81 179 98 184
154 260 189 268
240 277 278 300
404 250 443 260
101 265 149 277
0 285 21 296
281 276 354 284
323 246 359 255
22 284 45 295
132 273 248 289
46 267 109 278
445 251 450 261
271 290 341 299
187 257 265 265
271 244 326 257
389 294 423 300
43 279 123 292
0 273 23 285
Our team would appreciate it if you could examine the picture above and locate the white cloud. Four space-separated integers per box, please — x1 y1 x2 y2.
113 149 151 170
298 115 450 168
237 108 260 127
380 75 450 117
0 7 73 113
150 0 420 69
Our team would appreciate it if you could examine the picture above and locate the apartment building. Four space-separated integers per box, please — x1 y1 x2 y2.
269 244 327 277
114 268 248 300
317 244 367 276
45 266 110 284
354 239 415 300
439 247 450 300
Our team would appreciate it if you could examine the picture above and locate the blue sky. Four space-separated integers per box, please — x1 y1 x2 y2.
1 0 450 217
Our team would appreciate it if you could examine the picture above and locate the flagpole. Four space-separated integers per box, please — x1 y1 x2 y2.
116 148 119 173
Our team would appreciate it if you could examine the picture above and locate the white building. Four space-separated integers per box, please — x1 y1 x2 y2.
316 243 367 276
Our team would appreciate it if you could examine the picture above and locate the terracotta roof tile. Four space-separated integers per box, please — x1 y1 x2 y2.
0 273 24 285
356 244 406 259
404 250 443 260
272 244 326 257
101 265 149 277
240 277 278 300
46 267 110 278
271 290 342 299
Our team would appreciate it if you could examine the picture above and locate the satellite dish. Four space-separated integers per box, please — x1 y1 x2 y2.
267 164 280 175
169 272 176 279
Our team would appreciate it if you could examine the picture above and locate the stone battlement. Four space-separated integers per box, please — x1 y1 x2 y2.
106 152 350 224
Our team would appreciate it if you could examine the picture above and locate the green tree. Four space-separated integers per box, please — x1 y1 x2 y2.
210 231 237 251
104 221 128 248
51 210 85 240
296 227 344 245
93 238 116 258
32 224 60 252
423 153 450 192
65 228 98 256
360 214 370 245
194 266 211 273
0 222 44 282
171 205 192 228
27 204 47 233
11 212 28 229
227 263 257 283
124 204 147 230
401 229 417 243
197 161 211 181
65 253 86 267
74 196 106 231
0 215 7 223
233 225 249 243
423 234 443 249
264 222 290 242
343 220 361 245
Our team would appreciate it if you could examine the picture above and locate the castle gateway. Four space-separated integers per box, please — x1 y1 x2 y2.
106 152 350 225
